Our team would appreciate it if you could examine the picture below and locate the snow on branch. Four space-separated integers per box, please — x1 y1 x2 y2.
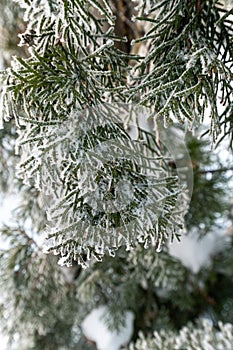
124 319 233 350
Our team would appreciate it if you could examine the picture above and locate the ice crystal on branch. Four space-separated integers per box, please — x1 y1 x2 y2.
0 0 129 128
123 319 233 350
15 104 189 266
131 0 233 141
127 245 186 290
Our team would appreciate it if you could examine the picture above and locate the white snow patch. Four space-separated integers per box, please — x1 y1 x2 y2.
81 305 134 350
0 194 20 224
0 195 21 249
168 230 225 273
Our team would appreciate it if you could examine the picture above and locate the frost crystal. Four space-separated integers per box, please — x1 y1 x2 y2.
123 319 233 350
14 104 190 266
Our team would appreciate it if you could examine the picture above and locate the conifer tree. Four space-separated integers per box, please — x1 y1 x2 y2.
0 1 232 349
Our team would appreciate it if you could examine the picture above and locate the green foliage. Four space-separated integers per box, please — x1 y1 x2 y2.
131 0 233 141
185 135 228 234
1 0 129 124
0 225 86 349
0 122 18 193
0 0 232 349
0 1 189 266
207 237 233 324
